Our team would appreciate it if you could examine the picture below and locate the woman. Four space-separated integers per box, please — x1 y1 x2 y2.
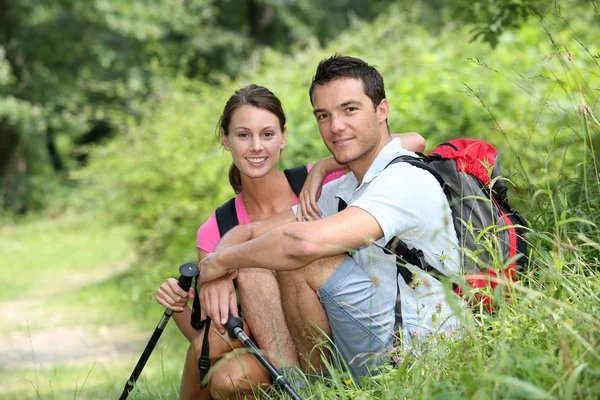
156 84 426 399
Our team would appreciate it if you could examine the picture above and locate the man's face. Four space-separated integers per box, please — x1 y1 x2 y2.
312 78 389 174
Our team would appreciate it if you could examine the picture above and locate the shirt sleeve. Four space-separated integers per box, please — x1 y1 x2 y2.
351 163 449 245
196 212 221 253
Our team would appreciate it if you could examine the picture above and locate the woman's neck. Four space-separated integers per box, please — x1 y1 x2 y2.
239 169 297 222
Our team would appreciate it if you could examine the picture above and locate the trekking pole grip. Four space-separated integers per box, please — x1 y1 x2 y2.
177 262 199 291
118 262 199 400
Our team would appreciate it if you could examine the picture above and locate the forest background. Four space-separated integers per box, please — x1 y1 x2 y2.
0 0 599 399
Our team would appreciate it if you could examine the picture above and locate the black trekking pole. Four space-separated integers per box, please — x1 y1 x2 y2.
119 262 199 400
225 314 302 400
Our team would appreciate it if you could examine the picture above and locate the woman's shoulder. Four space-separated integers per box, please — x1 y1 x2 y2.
196 211 220 252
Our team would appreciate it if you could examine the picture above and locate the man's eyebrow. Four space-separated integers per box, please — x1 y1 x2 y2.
340 100 362 107
313 100 363 115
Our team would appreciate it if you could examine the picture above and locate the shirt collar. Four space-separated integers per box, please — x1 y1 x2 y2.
335 138 409 200
361 138 406 185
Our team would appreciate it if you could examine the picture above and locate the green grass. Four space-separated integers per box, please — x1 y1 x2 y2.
0 212 191 400
2 205 597 400
0 212 135 302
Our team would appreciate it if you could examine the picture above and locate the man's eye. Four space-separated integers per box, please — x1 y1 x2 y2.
317 113 328 120
346 107 357 112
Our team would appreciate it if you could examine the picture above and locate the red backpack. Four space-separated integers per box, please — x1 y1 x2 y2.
382 138 529 311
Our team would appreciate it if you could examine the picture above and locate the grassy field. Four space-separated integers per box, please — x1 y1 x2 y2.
0 213 190 400
1 205 599 400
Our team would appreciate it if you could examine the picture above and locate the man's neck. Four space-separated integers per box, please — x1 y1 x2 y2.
349 134 392 184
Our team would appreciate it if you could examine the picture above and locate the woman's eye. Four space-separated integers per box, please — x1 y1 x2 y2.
263 131 275 137
317 113 328 120
238 133 248 138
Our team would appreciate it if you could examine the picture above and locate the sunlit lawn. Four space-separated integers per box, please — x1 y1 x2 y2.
0 213 190 399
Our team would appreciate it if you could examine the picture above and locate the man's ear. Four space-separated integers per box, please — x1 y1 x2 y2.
280 125 287 149
377 99 390 124
221 128 231 151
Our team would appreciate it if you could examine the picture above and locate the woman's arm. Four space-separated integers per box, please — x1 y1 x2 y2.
393 132 426 153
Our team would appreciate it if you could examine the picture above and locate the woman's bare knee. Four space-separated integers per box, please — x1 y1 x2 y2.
209 353 271 399
192 321 248 364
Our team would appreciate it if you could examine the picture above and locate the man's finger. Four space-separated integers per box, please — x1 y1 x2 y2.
219 291 230 327
202 292 211 322
210 291 225 333
229 293 239 319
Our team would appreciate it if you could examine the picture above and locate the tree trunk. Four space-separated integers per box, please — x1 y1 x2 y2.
0 119 28 213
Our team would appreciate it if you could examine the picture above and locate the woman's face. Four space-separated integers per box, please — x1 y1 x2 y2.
222 104 286 179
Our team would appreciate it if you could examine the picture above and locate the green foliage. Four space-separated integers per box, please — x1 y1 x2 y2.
79 1 600 272
0 0 409 214
77 79 236 267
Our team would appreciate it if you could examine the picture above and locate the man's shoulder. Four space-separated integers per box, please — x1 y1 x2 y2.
376 158 436 186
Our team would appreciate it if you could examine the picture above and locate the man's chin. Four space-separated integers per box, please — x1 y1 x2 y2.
332 151 357 165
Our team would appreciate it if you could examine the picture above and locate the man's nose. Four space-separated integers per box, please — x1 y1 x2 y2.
330 115 346 133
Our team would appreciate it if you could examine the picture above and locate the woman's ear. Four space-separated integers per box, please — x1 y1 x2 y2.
221 128 231 151
280 125 287 149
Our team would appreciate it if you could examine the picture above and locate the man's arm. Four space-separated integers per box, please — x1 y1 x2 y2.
199 206 383 283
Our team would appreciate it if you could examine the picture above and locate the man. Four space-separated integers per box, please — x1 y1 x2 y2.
199 55 462 380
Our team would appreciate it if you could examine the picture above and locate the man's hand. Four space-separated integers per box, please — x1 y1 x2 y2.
199 252 235 284
199 275 239 334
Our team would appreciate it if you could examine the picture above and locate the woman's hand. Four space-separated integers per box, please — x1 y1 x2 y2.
155 278 195 312
297 162 328 222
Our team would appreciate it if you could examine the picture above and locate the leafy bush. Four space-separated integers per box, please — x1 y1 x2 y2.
73 2 600 399
80 3 599 274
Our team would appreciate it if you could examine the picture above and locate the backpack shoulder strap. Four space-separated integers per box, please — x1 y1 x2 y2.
215 197 238 237
284 165 308 197
387 155 447 192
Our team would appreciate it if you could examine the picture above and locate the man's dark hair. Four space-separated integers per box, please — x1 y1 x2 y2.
309 54 386 109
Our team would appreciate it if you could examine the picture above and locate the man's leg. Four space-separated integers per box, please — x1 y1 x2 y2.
236 268 299 369
278 255 396 378
276 254 346 372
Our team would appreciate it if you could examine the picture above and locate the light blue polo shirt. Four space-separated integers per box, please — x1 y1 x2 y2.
317 138 463 339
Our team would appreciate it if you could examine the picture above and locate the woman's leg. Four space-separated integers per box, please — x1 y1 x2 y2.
209 352 271 399
179 318 271 399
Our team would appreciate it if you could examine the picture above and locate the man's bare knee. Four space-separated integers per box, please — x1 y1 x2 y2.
278 253 346 291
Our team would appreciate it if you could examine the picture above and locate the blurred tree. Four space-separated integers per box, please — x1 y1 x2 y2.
0 0 220 212
0 0 563 213
0 0 396 213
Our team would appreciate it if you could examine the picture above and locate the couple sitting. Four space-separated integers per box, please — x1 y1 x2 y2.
156 54 463 399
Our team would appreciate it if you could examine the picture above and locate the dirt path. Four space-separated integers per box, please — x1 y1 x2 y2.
0 257 146 370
